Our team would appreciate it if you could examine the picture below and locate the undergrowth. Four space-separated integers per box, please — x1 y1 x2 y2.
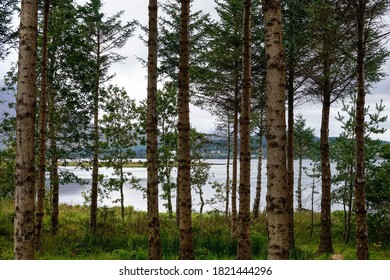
1 199 389 260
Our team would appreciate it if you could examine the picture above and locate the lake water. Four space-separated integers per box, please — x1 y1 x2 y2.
57 159 328 213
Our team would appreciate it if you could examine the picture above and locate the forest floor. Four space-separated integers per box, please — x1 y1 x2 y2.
1 199 389 260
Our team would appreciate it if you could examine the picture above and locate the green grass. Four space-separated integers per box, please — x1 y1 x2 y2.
1 199 389 260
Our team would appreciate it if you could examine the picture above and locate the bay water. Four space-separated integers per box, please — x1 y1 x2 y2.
56 159 330 213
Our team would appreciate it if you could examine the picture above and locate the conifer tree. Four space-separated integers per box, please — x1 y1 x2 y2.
35 0 51 251
237 0 252 260
78 0 137 232
263 0 289 260
146 0 162 260
14 0 39 260
177 0 194 260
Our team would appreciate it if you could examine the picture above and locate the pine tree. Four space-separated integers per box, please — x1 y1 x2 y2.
263 0 289 260
237 0 252 260
35 0 51 251
294 114 315 212
14 0 39 260
177 0 194 260
146 0 162 260
78 0 137 233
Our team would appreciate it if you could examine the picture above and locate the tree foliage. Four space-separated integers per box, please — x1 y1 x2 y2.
100 85 141 220
294 114 316 212
2 0 390 261
0 0 18 60
0 112 15 198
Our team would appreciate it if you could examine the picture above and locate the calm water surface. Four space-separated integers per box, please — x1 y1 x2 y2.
57 159 326 212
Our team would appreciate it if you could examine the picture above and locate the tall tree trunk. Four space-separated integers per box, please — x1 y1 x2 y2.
346 167 353 243
146 0 162 260
343 176 348 242
231 81 239 237
225 117 231 219
120 165 125 221
90 90 99 233
310 162 316 238
253 125 263 220
35 0 51 252
263 0 289 260
49 112 59 236
231 33 241 235
176 169 180 225
166 169 173 218
297 155 303 211
355 0 368 260
14 0 39 260
177 0 194 260
287 62 295 250
317 45 334 255
47 34 59 235
237 0 252 260
90 31 101 234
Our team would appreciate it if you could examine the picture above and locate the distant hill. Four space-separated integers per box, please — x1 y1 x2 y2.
0 88 15 119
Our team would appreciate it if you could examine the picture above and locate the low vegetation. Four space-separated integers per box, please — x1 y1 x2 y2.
1 199 388 260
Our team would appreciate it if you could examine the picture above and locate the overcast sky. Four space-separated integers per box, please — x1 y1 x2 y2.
1 0 390 141
79 0 219 134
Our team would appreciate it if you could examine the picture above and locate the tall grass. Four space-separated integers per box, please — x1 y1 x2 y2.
0 198 13 259
1 200 389 259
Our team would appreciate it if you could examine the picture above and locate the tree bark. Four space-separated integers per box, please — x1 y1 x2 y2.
146 0 162 260
225 117 231 219
253 122 263 220
14 0 39 260
35 0 51 252
177 0 194 260
287 61 295 250
297 155 303 211
90 27 101 234
47 55 59 235
49 110 59 236
346 165 353 243
231 30 242 236
311 162 316 238
237 0 252 260
46 21 59 235
263 0 289 260
355 0 368 260
120 166 125 221
317 38 334 255
231 80 239 237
